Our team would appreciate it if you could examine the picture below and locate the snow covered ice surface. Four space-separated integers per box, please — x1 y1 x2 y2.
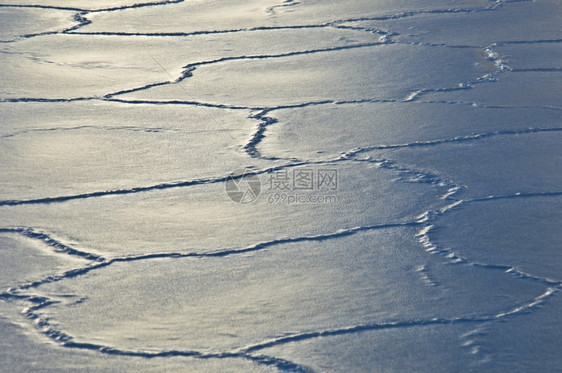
0 1 561 372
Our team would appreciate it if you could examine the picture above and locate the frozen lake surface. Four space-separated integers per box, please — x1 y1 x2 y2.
1 0 561 372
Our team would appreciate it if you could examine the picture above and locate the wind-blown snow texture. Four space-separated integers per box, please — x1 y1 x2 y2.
0 0 561 372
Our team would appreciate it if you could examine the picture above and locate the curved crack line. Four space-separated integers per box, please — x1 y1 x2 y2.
332 24 394 40
243 284 562 354
79 44 392 122
1 0 544 370
346 151 562 290
12 285 559 372
2 126 557 207
495 39 562 46
2 29 522 113
163 38 525 161
0 222 423 370
0 1 186 43
417 100 562 111
6 225 557 371
104 97 258 110
145 55 246 149
412 189 562 289
5 11 92 42
243 100 395 159
0 125 179 139
0 221 419 296
1 0 503 44
395 41 481 49
172 38 489 88
104 41 386 101
342 127 562 155
0 177 222 206
245 110 280 159
0 227 104 262
404 43 510 102
348 157 462 201
468 191 562 203
63 2 501 38
415 223 562 287
324 0 503 24
328 1 503 25
0 0 185 13
0 97 95 103
4 292 310 372
102 97 401 111
0 161 314 206
176 42 385 77
68 24 332 37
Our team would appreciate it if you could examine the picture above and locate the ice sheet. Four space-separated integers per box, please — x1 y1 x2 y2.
1 0 560 371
